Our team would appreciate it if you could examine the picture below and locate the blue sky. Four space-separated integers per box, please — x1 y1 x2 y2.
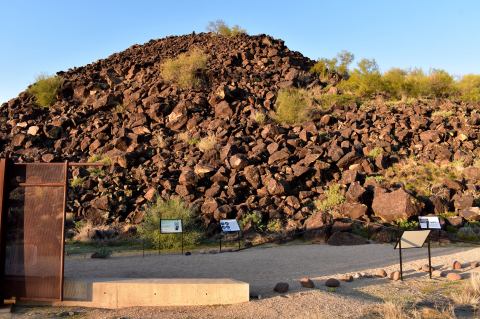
1 0 479 103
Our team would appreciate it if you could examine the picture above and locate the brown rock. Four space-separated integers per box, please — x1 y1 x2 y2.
372 188 423 222
273 282 289 293
375 269 387 278
91 196 109 211
338 274 353 282
460 207 480 221
144 188 157 201
214 100 233 118
452 260 462 270
446 273 462 281
179 169 197 186
389 271 401 281
266 177 285 195
454 194 474 211
338 202 368 220
244 165 261 188
230 154 248 170
299 277 315 288
325 278 340 288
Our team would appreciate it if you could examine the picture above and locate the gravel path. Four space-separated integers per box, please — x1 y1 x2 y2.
65 243 480 296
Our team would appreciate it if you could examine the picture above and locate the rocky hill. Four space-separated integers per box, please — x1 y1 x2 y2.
1 32 480 241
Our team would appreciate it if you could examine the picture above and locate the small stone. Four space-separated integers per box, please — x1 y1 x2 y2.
299 277 315 288
446 273 462 281
453 261 462 270
375 269 388 278
27 126 40 136
420 264 433 272
273 282 289 293
471 261 479 268
339 274 353 282
352 273 362 279
389 271 401 281
325 278 340 288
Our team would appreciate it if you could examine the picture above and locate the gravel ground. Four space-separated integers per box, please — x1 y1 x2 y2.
4 243 480 319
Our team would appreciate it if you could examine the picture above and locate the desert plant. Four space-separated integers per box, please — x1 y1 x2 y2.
431 110 454 118
207 19 246 36
457 74 480 103
451 272 480 307
70 177 86 188
310 50 354 80
427 69 456 98
314 93 358 111
457 225 480 241
367 147 384 158
197 135 216 152
253 111 266 124
160 48 208 88
339 58 384 97
88 154 112 165
395 219 419 230
274 88 312 125
138 198 202 250
27 74 63 108
315 184 345 212
240 211 265 232
267 219 283 233
382 68 409 100
91 247 111 259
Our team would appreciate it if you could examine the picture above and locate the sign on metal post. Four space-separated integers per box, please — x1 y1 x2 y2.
160 219 184 254
395 230 432 280
219 219 241 253
419 216 441 230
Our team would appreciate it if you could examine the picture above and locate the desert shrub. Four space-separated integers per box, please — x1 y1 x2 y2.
427 69 456 98
240 211 265 232
382 68 409 100
310 50 354 80
160 48 208 88
177 132 199 145
88 154 112 165
314 93 358 111
315 184 345 212
138 198 202 250
91 247 111 259
395 219 419 230
402 68 430 97
385 159 463 196
367 147 383 158
274 88 312 125
207 20 246 36
253 111 266 124
457 225 480 241
457 74 480 103
27 74 63 108
431 110 453 118
339 58 384 97
197 135 216 152
70 177 86 188
267 219 283 233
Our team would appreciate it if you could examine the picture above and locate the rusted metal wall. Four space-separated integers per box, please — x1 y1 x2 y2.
2 162 67 301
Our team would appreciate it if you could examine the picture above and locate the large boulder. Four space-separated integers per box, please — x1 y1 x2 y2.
327 232 369 246
304 212 328 242
372 188 423 222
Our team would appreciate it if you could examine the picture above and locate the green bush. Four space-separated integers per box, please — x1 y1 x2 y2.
240 211 265 232
267 219 283 233
70 177 86 188
314 93 358 111
310 51 354 80
427 69 456 98
91 247 112 259
207 20 246 36
274 88 312 125
458 74 480 103
160 48 208 88
339 58 383 97
138 198 202 250
457 226 480 241
382 68 409 100
367 147 384 158
27 74 63 108
395 219 419 230
315 184 345 212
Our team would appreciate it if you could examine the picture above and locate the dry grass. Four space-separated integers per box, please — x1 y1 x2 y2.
315 184 345 213
274 88 313 125
451 272 480 307
253 111 266 124
369 302 455 319
384 158 464 196
160 48 208 88
27 74 63 107
197 135 217 152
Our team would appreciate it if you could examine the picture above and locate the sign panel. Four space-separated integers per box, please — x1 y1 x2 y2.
419 216 441 229
160 219 183 233
220 219 240 232
395 230 431 249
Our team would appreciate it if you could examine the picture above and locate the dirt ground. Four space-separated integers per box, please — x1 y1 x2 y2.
3 243 480 319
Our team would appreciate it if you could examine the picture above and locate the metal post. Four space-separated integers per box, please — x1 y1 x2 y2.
238 231 241 251
142 239 145 258
219 233 222 253
60 160 69 301
428 237 432 279
0 154 10 304
181 220 184 255
158 217 161 255
399 234 403 281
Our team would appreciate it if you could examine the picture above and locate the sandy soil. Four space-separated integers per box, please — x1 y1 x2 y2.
4 243 480 319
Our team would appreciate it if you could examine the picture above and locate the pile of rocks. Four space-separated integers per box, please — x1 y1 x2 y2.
1 32 479 238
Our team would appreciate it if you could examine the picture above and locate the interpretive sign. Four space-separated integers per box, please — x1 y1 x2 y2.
220 219 240 232
418 216 441 230
394 230 432 280
160 219 183 233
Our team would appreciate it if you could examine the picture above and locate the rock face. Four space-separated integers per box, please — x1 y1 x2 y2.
372 189 423 222
1 32 479 238
327 232 369 246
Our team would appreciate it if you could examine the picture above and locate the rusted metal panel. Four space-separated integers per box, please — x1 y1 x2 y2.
2 163 66 301
0 158 8 301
